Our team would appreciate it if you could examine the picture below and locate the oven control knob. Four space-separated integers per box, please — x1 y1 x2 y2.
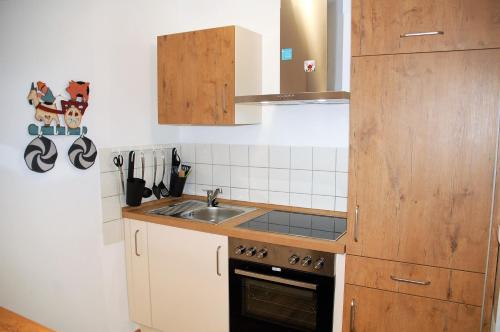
301 256 312 267
246 247 257 257
257 248 268 259
234 246 246 255
288 254 300 265
314 258 325 270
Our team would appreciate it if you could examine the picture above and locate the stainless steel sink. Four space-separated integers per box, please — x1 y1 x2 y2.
147 200 255 224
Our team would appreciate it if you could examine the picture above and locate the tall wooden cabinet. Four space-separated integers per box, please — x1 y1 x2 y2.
346 1 500 330
157 26 262 125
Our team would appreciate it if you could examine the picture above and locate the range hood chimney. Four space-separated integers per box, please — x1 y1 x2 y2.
235 0 349 105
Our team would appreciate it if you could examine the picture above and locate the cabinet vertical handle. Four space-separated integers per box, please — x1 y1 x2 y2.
134 229 140 257
222 83 228 114
354 205 359 242
400 31 444 38
350 299 356 332
216 245 222 276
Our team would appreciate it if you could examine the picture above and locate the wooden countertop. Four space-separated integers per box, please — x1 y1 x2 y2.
0 307 53 332
123 195 347 253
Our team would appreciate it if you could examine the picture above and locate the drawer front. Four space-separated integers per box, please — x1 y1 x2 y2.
343 284 481 332
352 0 500 56
345 255 483 306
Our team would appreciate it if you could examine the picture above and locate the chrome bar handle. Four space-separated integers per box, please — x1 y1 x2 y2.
354 205 359 242
216 245 222 276
350 299 356 332
390 275 431 285
134 229 140 257
222 83 228 114
400 31 444 38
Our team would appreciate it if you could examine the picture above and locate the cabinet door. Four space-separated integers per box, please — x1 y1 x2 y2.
123 219 152 326
347 49 500 272
157 26 235 125
148 223 229 332
343 284 481 332
352 0 500 56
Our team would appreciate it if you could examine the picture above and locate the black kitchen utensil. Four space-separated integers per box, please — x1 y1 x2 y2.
169 171 187 197
141 152 152 198
158 152 169 197
126 151 145 206
152 151 161 199
113 154 125 193
171 147 181 173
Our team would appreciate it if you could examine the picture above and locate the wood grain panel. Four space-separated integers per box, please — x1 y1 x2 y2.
354 0 500 56
157 26 235 125
0 307 53 332
343 284 481 332
346 255 483 305
347 49 500 272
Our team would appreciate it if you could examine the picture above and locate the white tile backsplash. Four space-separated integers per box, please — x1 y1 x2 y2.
335 172 348 197
313 147 336 171
291 146 313 170
269 146 290 169
290 193 312 208
181 144 196 163
269 168 290 192
230 145 249 166
99 144 348 239
231 166 249 188
195 144 212 164
250 189 269 204
196 164 213 185
269 191 290 206
335 196 347 212
231 188 249 201
213 165 231 187
249 167 269 190
212 144 230 165
290 169 313 194
336 147 349 172
312 171 335 196
312 195 335 210
249 145 269 167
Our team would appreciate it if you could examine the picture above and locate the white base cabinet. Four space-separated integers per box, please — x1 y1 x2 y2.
124 219 152 326
123 219 229 332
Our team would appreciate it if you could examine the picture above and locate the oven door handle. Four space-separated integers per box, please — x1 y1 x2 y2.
234 269 317 290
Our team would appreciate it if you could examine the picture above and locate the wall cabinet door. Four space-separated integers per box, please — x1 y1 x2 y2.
347 49 500 272
343 284 481 332
123 219 152 326
148 222 229 332
352 0 500 56
157 26 261 125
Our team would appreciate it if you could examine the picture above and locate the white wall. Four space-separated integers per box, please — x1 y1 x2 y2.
0 0 350 330
0 0 178 330
173 0 350 147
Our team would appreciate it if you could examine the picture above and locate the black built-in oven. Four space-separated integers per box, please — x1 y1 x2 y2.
229 238 335 332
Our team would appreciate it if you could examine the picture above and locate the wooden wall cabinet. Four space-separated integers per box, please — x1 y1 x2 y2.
157 26 262 125
352 0 500 56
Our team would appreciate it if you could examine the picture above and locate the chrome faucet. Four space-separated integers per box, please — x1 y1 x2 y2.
206 188 223 207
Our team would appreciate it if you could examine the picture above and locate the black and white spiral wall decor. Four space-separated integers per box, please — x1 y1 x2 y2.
24 135 58 173
68 135 97 170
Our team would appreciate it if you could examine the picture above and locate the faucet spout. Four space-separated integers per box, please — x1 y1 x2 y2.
206 188 223 207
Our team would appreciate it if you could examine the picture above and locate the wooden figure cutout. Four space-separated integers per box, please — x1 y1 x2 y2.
61 100 88 129
66 80 90 102
27 82 63 127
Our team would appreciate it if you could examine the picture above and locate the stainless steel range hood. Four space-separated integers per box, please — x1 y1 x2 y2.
235 0 349 105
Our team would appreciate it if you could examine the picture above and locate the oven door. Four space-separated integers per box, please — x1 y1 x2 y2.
229 259 334 332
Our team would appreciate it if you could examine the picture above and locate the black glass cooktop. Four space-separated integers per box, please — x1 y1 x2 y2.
237 211 347 241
